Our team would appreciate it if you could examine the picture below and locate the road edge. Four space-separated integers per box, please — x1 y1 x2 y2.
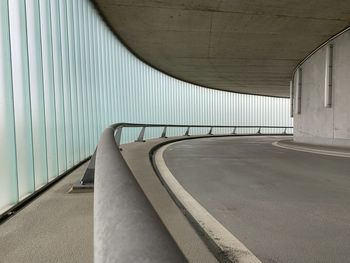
273 140 350 158
153 142 261 263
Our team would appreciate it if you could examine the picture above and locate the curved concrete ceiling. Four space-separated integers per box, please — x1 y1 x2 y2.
94 0 350 97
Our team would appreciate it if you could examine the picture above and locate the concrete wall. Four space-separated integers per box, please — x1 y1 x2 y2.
293 30 350 147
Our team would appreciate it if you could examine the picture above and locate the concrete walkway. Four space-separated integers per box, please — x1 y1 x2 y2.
121 138 218 262
162 136 350 263
0 162 93 263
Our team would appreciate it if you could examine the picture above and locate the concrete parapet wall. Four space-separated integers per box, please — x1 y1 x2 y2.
293 29 350 147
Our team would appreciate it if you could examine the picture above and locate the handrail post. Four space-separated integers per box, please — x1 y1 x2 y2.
208 127 213 135
161 126 167 138
80 148 96 185
184 127 190 136
257 127 261 134
283 127 287 134
114 127 122 146
231 127 237 135
135 126 146 142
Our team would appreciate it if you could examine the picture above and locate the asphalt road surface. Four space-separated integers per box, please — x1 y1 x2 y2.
163 136 350 263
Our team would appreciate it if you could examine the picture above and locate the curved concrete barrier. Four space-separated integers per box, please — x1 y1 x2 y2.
94 127 185 262
93 123 291 262
153 141 261 263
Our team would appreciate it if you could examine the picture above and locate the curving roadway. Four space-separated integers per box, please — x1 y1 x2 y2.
162 136 350 263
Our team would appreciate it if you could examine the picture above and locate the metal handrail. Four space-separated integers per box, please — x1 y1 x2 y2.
93 122 293 262
109 123 293 145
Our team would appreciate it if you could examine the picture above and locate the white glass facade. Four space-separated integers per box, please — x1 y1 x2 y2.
0 0 292 213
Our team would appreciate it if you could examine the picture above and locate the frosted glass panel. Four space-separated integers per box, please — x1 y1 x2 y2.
0 0 293 213
8 0 35 199
59 0 74 169
39 0 59 181
26 0 48 188
72 0 86 160
0 0 18 212
50 0 67 173
66 0 80 165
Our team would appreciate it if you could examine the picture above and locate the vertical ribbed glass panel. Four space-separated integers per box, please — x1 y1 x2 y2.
81 0 88 157
72 0 85 160
66 0 80 165
86 4 97 150
0 0 293 213
85 2 93 154
0 0 18 211
50 0 67 173
8 0 35 198
59 0 73 169
26 0 48 188
39 0 59 180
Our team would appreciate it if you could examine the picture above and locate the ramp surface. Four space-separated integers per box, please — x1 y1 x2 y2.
162 136 350 263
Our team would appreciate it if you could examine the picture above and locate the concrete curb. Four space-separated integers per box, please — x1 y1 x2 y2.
154 142 261 263
273 140 350 158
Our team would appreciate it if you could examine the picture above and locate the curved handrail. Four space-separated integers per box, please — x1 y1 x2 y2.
109 123 293 145
94 126 186 263
94 123 293 262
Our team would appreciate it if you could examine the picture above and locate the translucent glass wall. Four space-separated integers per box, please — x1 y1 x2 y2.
0 0 292 213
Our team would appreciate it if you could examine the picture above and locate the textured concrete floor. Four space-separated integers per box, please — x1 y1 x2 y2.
163 136 350 263
0 162 93 263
